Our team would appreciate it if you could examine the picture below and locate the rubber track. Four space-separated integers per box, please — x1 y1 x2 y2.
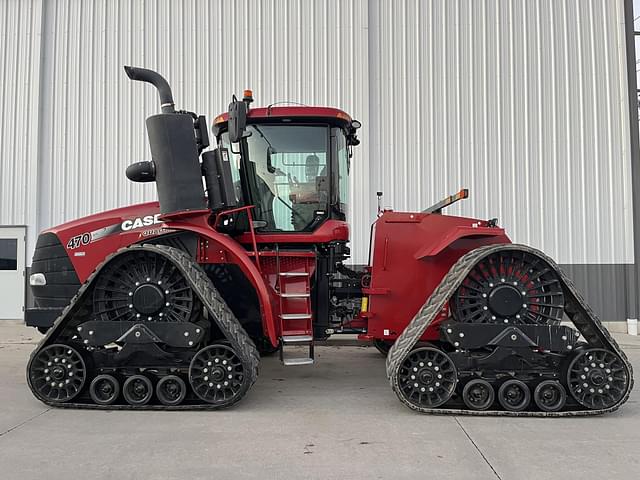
27 244 260 410
386 244 634 417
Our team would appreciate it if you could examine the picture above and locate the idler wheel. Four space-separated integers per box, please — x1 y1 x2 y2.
533 380 566 412
189 344 247 407
566 348 629 410
397 347 457 408
156 375 187 406
89 374 120 405
123 375 153 406
498 379 531 411
28 344 86 404
462 379 495 411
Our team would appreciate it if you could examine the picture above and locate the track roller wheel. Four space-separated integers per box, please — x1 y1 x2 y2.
89 374 120 405
462 379 495 411
498 379 531 411
397 347 457 408
189 344 248 407
533 380 566 412
28 344 86 404
122 375 153 406
156 375 187 406
566 348 629 410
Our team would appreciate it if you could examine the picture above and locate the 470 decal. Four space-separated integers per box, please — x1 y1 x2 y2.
66 233 91 249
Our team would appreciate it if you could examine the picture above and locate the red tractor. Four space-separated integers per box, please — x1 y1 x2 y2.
26 67 632 415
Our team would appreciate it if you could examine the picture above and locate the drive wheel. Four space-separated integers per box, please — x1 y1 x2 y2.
397 347 457 408
93 250 196 323
533 380 566 412
156 375 187 406
452 250 564 325
28 344 86 403
89 374 120 405
123 375 153 406
189 344 248 407
462 379 495 411
566 348 629 410
498 379 531 411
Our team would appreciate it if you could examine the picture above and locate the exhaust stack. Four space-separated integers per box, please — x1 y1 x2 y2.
124 66 206 216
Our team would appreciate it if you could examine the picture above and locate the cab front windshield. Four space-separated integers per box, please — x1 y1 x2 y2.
222 124 349 232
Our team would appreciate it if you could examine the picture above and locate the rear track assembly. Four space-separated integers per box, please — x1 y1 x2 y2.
386 244 634 416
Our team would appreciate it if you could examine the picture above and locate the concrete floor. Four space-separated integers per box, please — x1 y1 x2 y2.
0 325 639 480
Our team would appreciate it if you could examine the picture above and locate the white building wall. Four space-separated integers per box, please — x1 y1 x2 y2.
0 0 635 268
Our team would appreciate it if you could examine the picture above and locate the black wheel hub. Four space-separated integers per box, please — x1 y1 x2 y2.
452 250 564 325
28 344 86 403
498 379 530 411
567 348 629 409
398 347 457 408
488 284 523 317
93 251 195 323
533 380 566 412
463 379 495 410
189 344 246 405
156 375 187 406
132 284 165 315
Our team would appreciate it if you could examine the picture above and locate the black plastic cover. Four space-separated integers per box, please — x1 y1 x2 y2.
145 113 207 214
201 148 238 211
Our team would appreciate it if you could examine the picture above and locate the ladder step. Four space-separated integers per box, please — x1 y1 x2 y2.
283 357 314 366
279 292 310 298
282 335 314 344
279 272 309 277
280 313 312 320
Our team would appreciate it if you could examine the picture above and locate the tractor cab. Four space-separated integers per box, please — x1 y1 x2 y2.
210 95 360 238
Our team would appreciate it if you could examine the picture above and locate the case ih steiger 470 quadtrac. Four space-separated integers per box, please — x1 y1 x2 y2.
26 67 632 415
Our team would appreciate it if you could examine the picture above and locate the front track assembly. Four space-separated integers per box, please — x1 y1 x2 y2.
27 244 259 410
386 244 633 416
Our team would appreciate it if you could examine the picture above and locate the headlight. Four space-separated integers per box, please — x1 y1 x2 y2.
29 273 46 286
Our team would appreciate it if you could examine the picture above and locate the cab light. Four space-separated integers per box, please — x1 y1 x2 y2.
213 114 225 125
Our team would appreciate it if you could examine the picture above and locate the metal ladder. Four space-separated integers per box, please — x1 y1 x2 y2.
276 249 314 366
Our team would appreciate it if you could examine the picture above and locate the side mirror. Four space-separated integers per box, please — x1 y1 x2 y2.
126 161 156 182
228 96 251 143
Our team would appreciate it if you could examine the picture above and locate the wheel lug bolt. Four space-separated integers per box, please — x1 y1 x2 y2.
446 328 452 334
216 385 222 389
483 306 488 310
165 290 170 294
209 382 214 387
454 342 460 347
437 374 442 379
435 382 440 387
598 389 603 394
583 383 589 387
166 302 170 307
207 362 212 366
413 367 418 372
51 382 56 387
410 375 416 380
135 282 140 286
146 277 151 282
605 385 610 389
589 388 595 393
482 294 487 298
204 376 208 381
581 375 586 380
489 283 494 287
215 359 220 363
419 362 425 367
420 387 426 392
227 366 232 371
590 363 596 368
228 374 233 379
414 383 419 388
434 367 439 371
459 332 464 338
224 381 228 386
45 376 50 381
605 368 611 374
429 387 434 392
584 367 589 372
222 360 228 365
608 377 613 382
44 369 49 374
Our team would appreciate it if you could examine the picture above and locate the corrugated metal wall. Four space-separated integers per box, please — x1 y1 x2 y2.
0 0 41 229
0 0 635 269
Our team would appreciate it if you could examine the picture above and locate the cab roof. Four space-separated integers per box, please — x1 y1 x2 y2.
212 105 353 135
